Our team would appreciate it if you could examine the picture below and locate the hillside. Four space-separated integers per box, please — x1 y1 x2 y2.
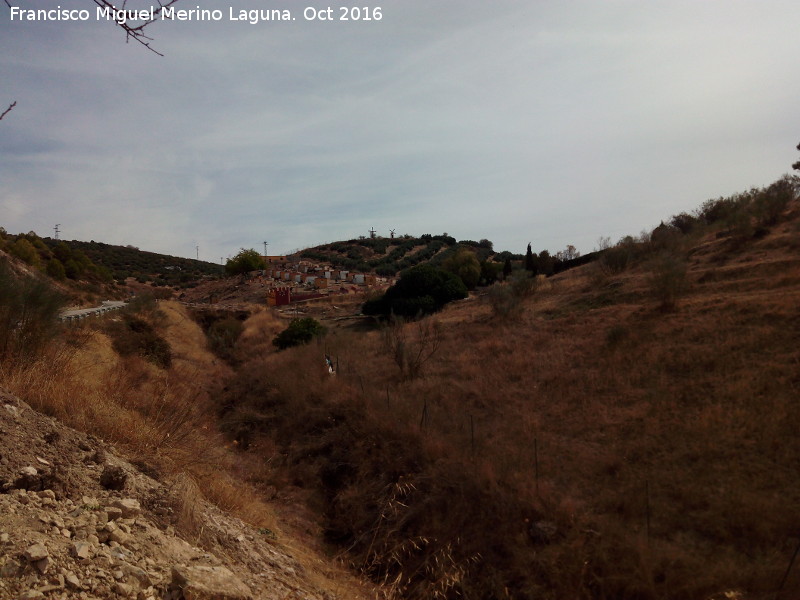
2 175 799 599
217 178 800 599
56 239 222 289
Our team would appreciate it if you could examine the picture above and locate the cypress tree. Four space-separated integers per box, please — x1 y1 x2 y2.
525 243 537 274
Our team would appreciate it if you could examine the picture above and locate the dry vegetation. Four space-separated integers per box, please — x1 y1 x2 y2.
0 301 277 524
2 178 798 599
218 196 800 599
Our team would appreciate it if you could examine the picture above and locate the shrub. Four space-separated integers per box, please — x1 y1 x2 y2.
442 246 481 289
8 238 41 268
487 274 538 320
207 317 244 363
755 176 795 226
363 264 467 318
648 252 688 312
46 258 66 281
273 317 326 350
107 314 172 368
0 259 66 363
381 317 442 380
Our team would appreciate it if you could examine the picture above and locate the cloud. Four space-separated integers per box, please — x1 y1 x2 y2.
1 0 799 260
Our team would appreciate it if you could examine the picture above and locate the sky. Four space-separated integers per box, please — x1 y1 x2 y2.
1 1 799 262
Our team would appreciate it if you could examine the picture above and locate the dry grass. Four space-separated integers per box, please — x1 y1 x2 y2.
220 206 800 599
0 302 281 543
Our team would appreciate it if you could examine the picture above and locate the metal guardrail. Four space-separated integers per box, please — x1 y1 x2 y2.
58 301 127 323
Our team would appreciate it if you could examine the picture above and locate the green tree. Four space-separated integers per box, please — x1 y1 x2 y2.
46 258 66 281
525 243 537 274
502 257 513 279
480 260 502 286
273 318 326 350
64 259 81 280
363 264 467 318
225 248 266 276
537 249 555 276
442 246 481 289
53 242 73 264
9 238 40 267
793 142 800 172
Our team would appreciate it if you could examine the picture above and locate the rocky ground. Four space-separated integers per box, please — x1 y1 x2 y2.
0 389 351 600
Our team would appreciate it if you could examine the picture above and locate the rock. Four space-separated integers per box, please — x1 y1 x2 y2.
65 572 82 590
105 506 124 521
81 495 99 508
14 466 40 490
0 532 9 544
112 498 141 518
109 528 130 545
121 562 152 587
33 556 51 574
89 448 107 463
23 543 49 562
170 564 253 600
17 590 44 599
0 558 22 577
72 541 93 559
100 464 127 490
114 581 134 597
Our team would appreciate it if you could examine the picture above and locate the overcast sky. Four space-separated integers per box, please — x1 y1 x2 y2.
2 1 799 261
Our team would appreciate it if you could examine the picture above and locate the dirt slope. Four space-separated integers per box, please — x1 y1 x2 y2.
0 388 354 600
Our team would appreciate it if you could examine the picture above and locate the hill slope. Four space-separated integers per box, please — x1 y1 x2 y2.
220 189 800 599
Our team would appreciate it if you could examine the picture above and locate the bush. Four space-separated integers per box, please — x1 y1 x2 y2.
648 253 688 312
442 247 481 289
381 318 442 380
8 238 41 268
755 177 795 226
107 314 172 368
273 318 326 350
46 258 67 281
363 264 467 318
207 317 244 362
487 274 538 320
0 260 66 363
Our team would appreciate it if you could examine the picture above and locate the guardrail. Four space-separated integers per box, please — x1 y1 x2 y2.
58 302 127 324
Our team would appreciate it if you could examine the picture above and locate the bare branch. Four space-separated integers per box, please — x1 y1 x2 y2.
0 102 16 121
91 0 180 56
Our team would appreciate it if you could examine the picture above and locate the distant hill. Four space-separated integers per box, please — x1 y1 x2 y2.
296 234 521 276
53 239 222 288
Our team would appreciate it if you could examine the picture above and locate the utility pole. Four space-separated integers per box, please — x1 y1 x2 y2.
263 240 268 258
196 246 199 261
54 224 60 240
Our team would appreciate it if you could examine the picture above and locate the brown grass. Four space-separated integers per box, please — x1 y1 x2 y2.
219 205 800 599
0 302 280 540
